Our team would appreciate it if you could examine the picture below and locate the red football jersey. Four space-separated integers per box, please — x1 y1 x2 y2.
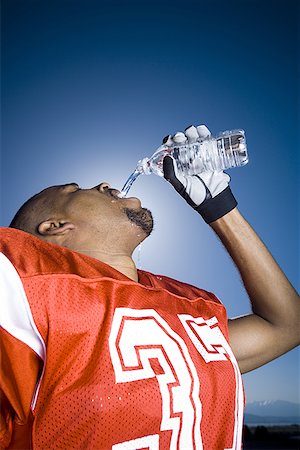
0 228 244 449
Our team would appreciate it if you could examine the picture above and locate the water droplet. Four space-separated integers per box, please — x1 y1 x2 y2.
136 243 142 269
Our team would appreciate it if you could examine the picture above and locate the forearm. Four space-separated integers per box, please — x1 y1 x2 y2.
161 122 299 368
210 208 299 332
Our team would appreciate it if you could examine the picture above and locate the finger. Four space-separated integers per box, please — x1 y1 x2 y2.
172 132 187 144
185 125 199 143
162 134 173 147
196 125 211 141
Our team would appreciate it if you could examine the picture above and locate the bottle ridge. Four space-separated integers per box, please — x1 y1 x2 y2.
120 129 248 197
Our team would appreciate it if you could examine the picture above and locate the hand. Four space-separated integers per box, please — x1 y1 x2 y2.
162 125 237 223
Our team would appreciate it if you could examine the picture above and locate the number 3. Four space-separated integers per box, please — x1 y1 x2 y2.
109 308 243 450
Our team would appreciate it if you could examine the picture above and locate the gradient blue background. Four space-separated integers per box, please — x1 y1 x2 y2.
1 0 299 405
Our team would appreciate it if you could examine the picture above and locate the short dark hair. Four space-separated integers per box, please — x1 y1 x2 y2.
9 188 57 235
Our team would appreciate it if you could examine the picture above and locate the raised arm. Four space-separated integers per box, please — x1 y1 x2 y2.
210 208 300 373
162 123 300 373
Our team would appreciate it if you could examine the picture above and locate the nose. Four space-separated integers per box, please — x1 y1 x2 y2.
93 182 111 192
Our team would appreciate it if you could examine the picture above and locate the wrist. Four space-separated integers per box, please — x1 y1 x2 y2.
209 206 241 229
196 186 237 224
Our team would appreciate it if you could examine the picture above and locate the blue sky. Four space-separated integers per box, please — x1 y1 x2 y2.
1 0 299 404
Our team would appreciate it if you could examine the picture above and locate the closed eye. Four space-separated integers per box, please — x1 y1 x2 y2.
63 183 81 192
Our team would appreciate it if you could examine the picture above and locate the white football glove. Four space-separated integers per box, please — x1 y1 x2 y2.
162 125 237 223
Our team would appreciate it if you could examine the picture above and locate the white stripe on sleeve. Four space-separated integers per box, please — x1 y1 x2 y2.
0 252 46 360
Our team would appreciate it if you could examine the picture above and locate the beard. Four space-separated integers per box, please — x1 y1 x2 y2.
123 207 154 236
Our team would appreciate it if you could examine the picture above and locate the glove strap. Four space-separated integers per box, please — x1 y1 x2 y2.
195 186 237 223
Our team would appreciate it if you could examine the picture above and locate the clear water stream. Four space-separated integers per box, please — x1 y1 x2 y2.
119 169 141 197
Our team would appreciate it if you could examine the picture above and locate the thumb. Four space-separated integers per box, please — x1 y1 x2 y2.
162 155 177 183
162 155 190 201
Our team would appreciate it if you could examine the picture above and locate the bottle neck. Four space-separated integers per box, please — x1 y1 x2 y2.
137 157 152 175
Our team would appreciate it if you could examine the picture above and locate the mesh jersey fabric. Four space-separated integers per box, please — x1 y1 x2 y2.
0 228 244 450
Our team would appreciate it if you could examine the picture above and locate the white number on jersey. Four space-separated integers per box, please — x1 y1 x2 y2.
109 308 243 450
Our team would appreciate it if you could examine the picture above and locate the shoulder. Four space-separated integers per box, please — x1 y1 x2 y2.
0 227 109 279
140 269 222 305
0 227 76 277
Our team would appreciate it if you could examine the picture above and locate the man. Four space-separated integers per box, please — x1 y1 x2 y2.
0 125 299 450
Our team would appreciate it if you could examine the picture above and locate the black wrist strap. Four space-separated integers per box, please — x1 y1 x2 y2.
195 186 237 223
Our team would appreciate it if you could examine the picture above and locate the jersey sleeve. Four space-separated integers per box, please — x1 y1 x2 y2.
0 247 45 449
0 329 42 449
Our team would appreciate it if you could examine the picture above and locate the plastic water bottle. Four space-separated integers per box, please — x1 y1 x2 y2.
120 129 248 197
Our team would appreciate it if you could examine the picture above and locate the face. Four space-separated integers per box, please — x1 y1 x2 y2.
37 182 154 250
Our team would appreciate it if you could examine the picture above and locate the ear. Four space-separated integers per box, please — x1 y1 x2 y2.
38 220 75 236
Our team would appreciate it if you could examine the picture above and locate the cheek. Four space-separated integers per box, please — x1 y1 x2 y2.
69 197 123 222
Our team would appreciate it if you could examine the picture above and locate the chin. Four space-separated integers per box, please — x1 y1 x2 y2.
123 207 154 237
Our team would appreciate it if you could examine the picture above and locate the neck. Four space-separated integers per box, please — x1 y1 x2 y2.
76 249 139 282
